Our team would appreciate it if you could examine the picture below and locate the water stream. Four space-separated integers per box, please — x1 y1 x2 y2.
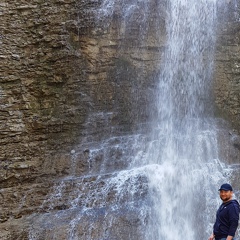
28 0 237 239
124 0 231 239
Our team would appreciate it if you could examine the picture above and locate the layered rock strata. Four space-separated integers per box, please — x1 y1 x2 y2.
1 0 240 239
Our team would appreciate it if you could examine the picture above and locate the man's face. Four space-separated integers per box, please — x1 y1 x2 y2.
219 190 233 202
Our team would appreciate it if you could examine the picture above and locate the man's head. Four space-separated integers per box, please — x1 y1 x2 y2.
218 183 233 203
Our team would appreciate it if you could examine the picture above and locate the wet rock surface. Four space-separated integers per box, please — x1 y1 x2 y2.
0 158 149 239
215 2 240 132
0 204 148 240
1 0 240 239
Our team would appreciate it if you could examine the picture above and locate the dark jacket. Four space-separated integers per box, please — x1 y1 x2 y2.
213 199 240 239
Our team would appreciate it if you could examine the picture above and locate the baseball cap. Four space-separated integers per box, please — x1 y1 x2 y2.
218 183 233 191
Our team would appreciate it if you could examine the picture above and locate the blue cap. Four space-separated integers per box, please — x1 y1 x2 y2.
218 183 233 191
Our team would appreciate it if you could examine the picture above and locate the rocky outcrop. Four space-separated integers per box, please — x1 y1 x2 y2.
0 0 163 192
215 2 240 131
0 0 88 187
1 0 240 239
0 0 162 236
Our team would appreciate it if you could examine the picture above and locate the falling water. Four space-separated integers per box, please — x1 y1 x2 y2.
138 0 228 239
98 0 232 239
27 0 236 239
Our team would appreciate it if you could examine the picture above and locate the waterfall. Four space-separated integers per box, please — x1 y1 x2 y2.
97 0 232 239
28 0 236 239
137 0 231 239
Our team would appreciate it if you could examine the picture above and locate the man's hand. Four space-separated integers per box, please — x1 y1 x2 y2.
226 236 233 240
208 233 214 240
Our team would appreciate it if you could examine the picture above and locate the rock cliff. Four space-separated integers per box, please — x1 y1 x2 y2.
1 0 240 239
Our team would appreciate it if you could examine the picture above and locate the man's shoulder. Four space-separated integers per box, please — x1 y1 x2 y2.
229 200 240 213
231 199 240 206
225 199 239 205
224 200 239 209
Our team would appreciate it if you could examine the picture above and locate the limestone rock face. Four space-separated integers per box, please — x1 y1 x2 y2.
0 0 163 191
0 0 162 237
1 0 240 239
215 2 240 131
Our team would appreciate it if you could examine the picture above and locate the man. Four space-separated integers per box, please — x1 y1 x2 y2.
208 183 240 240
